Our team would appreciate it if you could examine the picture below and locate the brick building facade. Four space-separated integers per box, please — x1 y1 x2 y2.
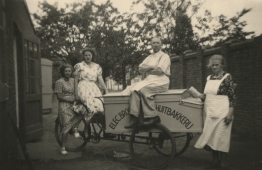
0 0 42 169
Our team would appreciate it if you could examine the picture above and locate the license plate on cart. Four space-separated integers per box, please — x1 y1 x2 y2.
102 89 204 133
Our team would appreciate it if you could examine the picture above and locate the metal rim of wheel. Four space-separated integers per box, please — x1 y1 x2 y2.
129 123 175 169
173 132 191 157
54 118 89 152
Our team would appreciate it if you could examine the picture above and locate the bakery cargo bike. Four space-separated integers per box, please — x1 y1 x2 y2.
54 89 204 169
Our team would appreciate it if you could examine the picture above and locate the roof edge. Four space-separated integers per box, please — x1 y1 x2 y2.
22 0 36 34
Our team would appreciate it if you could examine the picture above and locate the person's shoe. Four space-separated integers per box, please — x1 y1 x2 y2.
143 116 160 125
74 128 82 138
205 161 220 169
124 115 139 129
219 162 229 170
103 133 116 139
74 132 82 139
60 148 68 155
219 165 229 170
204 145 212 152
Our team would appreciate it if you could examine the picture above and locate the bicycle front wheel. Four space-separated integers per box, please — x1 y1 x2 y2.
54 117 89 152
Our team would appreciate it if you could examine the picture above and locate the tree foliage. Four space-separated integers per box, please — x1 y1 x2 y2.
33 0 255 88
33 0 144 88
130 0 201 54
195 8 255 46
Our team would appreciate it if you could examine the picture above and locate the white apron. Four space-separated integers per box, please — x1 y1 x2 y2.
195 73 233 152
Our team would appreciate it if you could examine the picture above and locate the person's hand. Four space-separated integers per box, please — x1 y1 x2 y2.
225 108 234 125
197 93 205 100
140 63 149 67
73 72 81 79
140 64 154 71
69 98 75 104
104 89 109 94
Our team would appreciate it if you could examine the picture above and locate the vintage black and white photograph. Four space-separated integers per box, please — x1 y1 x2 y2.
0 0 261 169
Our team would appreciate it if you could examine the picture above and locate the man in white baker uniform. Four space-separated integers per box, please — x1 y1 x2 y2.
124 36 171 128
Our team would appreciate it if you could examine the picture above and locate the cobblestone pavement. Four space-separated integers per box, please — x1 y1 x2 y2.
17 96 262 170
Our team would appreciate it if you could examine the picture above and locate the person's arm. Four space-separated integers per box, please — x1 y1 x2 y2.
224 74 237 125
225 107 234 125
141 73 146 80
73 73 80 100
138 56 153 74
54 80 74 103
198 93 206 101
56 93 74 103
147 54 170 75
139 62 163 75
138 64 155 74
197 75 209 101
97 75 109 94
96 65 109 94
147 67 164 75
73 63 81 100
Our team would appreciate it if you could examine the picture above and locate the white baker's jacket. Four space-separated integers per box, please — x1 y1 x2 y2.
121 50 170 95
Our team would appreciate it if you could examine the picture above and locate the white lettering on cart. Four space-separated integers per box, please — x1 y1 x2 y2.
109 107 130 130
156 104 194 129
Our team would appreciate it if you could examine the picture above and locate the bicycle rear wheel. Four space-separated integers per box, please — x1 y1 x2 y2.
129 123 175 169
54 117 90 152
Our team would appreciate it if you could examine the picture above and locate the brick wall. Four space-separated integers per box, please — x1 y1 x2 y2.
170 36 262 140
0 0 19 169
169 57 183 89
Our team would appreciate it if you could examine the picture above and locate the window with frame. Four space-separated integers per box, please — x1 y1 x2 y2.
24 40 40 94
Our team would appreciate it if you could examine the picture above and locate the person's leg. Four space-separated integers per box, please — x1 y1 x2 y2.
61 132 68 155
66 115 82 138
219 151 229 170
73 128 80 138
124 90 141 129
129 90 141 117
139 84 168 124
212 150 220 165
205 149 220 169
96 114 116 138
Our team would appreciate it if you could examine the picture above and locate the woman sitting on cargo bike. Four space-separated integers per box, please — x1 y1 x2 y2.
72 47 117 139
55 48 112 152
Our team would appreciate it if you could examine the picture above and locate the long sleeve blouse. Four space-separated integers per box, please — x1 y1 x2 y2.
209 72 237 107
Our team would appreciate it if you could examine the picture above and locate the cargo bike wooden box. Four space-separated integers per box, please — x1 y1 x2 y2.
55 89 204 169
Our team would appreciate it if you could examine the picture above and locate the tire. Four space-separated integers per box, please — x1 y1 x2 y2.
129 123 175 169
54 117 89 152
173 132 192 157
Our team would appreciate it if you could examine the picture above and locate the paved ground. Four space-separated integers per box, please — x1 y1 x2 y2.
17 96 262 170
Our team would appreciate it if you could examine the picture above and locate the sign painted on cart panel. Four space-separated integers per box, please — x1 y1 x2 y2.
108 107 130 130
108 105 194 130
156 104 194 129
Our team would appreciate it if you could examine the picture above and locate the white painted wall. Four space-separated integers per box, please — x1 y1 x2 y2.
41 58 53 114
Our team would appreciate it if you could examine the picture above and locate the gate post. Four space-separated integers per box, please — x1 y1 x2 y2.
196 49 204 91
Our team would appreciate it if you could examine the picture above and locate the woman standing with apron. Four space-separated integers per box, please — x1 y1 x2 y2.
195 54 237 170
